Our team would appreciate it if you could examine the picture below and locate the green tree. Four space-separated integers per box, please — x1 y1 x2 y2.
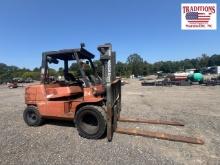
198 54 209 68
116 61 129 77
22 71 40 80
48 68 58 77
127 53 144 76
209 54 220 66
142 61 151 76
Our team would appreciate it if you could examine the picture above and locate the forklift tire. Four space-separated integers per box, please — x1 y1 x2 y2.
75 105 106 139
23 106 44 126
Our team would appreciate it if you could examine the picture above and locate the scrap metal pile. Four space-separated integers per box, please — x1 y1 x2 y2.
141 72 220 86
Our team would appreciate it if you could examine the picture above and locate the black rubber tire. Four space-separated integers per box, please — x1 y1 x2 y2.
75 105 106 139
23 106 44 126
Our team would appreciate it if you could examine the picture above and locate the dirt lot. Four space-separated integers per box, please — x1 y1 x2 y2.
0 80 220 165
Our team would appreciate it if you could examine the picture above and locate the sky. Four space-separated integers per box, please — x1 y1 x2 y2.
0 0 219 69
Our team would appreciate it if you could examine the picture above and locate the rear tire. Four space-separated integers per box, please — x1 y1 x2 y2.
75 105 106 139
23 106 44 126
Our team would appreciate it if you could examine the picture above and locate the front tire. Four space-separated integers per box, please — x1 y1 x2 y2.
23 106 44 126
75 105 106 139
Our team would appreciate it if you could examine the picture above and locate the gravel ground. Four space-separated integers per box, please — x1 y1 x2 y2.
0 80 220 165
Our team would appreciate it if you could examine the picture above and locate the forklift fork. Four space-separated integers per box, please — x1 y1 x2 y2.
118 117 184 126
115 127 204 144
116 117 204 144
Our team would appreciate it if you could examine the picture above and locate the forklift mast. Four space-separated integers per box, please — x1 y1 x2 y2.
98 43 121 141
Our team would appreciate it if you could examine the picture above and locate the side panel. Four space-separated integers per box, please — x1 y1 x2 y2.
25 84 46 104
28 85 104 119
36 85 46 101
37 101 47 115
40 101 66 117
25 87 36 103
39 98 103 119
45 86 83 99
38 100 79 119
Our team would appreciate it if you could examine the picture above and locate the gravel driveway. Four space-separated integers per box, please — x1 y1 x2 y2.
0 80 220 165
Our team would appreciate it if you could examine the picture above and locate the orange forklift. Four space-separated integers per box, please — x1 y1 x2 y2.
24 43 204 144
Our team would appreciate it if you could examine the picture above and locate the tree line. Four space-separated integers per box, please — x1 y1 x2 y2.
1 53 220 83
116 53 220 77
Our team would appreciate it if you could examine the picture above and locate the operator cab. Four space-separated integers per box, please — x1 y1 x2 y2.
41 44 102 99
41 44 102 85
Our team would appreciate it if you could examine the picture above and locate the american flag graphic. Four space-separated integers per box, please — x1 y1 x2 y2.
185 12 211 24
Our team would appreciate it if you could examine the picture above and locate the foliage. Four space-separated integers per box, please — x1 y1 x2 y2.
21 71 40 80
117 53 220 77
127 54 144 76
1 53 220 83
